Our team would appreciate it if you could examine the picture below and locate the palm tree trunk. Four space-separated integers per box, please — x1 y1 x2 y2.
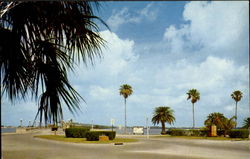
161 121 166 135
235 101 237 128
0 71 1 115
124 98 127 134
192 103 195 128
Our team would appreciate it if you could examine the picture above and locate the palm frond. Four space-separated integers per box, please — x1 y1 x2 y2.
1 1 107 125
152 106 175 126
187 89 200 103
119 84 133 99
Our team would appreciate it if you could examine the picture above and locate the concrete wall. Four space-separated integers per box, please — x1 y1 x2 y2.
16 128 26 133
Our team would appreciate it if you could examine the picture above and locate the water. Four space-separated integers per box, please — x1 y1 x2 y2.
1 128 16 133
113 127 162 135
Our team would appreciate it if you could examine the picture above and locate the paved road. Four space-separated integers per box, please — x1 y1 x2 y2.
2 131 250 159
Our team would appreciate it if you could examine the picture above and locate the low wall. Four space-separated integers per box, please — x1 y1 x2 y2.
16 128 26 133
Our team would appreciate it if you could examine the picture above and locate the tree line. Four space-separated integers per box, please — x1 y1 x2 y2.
119 84 246 135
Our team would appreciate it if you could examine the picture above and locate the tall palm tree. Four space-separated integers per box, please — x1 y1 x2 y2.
187 89 200 128
119 84 133 133
0 1 107 126
152 106 175 135
231 90 243 128
242 117 250 129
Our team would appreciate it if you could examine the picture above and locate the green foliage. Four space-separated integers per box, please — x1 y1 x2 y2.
152 106 175 135
204 112 226 129
242 118 250 129
0 2 107 125
51 127 58 131
86 131 116 141
169 129 209 137
187 89 200 104
65 127 90 138
231 90 243 127
204 112 236 136
187 89 200 128
231 90 243 102
228 129 249 138
217 130 225 136
152 107 175 125
119 84 133 99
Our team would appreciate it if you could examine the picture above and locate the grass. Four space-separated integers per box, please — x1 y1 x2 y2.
34 135 138 144
153 135 250 141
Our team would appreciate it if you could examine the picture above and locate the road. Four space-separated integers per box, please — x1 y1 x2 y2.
2 131 250 159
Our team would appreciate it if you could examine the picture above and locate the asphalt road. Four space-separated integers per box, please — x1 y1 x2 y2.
2 131 250 159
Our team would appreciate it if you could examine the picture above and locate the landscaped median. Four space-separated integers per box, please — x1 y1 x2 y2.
34 135 138 144
34 127 138 144
152 129 250 141
152 135 250 141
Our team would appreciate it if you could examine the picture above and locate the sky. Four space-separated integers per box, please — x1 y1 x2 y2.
1 1 249 128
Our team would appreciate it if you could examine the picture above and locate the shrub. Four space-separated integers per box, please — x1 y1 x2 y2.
228 129 249 138
86 131 116 141
169 129 209 137
65 127 90 138
51 127 58 131
86 132 100 141
217 130 225 136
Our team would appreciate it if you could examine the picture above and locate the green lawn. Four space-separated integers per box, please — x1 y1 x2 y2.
34 135 138 144
153 135 250 140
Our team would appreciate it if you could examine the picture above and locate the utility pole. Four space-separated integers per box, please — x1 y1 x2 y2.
111 118 115 132
91 120 94 130
20 119 22 127
0 71 1 106
146 117 149 139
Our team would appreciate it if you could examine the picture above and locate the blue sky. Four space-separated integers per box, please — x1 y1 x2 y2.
2 1 249 128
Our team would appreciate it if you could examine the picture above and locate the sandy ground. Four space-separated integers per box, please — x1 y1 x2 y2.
2 129 250 159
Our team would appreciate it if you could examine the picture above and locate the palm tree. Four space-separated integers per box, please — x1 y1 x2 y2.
187 89 200 128
0 2 107 126
220 116 236 136
231 90 243 127
152 106 175 135
204 112 236 136
242 117 250 129
204 112 226 130
119 84 133 133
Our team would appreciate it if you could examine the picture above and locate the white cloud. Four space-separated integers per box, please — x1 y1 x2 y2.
72 30 138 83
89 85 114 100
184 1 248 47
139 3 158 21
163 1 249 62
106 8 134 31
107 3 158 31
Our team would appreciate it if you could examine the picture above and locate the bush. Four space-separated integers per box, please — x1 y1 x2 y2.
51 127 58 131
65 127 90 138
86 131 116 141
217 130 225 136
169 129 209 137
228 129 249 138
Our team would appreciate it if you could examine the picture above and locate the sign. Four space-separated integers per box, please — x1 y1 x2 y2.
111 119 115 125
133 127 144 135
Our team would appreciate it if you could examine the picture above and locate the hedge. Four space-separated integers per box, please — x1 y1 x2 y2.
228 129 249 138
65 127 90 138
86 131 116 141
169 129 209 137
